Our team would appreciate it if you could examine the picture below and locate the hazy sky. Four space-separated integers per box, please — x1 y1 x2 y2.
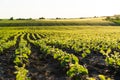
0 0 120 18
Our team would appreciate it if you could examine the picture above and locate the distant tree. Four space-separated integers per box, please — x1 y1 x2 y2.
80 17 85 19
9 17 13 20
94 16 97 18
56 17 61 19
16 18 32 20
16 18 26 20
115 16 120 20
28 18 32 20
39 17 45 19
105 16 111 20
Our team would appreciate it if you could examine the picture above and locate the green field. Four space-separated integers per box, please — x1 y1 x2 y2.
0 17 117 26
0 18 120 80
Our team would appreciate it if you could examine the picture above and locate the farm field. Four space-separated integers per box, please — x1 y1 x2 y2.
0 17 116 26
0 26 120 80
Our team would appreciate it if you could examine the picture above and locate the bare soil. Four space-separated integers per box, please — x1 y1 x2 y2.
0 46 16 80
27 43 70 80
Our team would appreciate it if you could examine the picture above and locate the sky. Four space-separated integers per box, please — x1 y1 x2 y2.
0 0 120 18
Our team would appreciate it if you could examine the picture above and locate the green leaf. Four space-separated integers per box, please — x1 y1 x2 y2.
14 56 21 65
82 53 87 58
23 54 28 58
106 48 111 54
98 75 106 80
85 49 91 54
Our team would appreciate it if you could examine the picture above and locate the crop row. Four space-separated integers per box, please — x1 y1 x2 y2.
29 32 120 79
34 32 120 68
14 33 31 80
0 28 120 80
27 33 88 79
0 32 21 53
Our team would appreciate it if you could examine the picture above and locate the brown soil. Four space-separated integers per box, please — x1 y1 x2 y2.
0 46 16 80
80 52 120 80
27 44 71 80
